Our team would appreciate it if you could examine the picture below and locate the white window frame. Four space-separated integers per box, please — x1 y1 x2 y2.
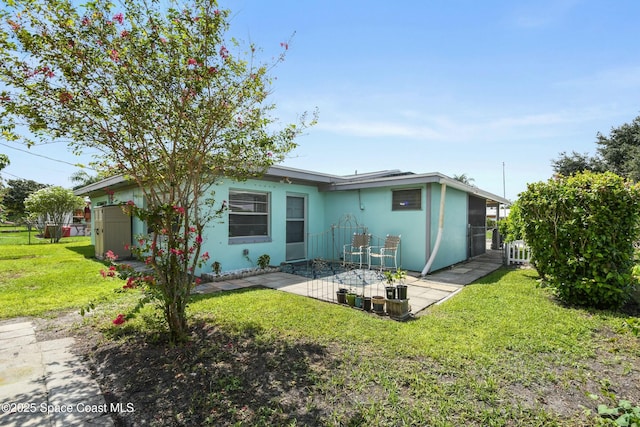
228 190 271 244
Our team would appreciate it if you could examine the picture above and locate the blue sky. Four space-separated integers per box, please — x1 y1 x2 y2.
2 0 640 201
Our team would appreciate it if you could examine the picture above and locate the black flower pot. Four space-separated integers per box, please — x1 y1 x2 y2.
385 286 396 300
396 284 408 300
336 289 348 304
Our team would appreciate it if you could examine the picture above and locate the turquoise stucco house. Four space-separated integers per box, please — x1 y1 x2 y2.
75 166 509 275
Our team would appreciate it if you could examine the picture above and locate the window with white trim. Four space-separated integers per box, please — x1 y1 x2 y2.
228 190 270 241
392 189 421 211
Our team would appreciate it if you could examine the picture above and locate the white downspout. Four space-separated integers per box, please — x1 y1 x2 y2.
421 183 446 276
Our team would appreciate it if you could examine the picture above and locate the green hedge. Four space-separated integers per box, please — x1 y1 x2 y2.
518 171 640 309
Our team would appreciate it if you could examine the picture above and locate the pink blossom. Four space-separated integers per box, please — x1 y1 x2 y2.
0 95 10 102
267 152 273 158
219 46 229 59
189 226 196 233
109 49 120 62
81 16 90 26
201 251 210 261
173 205 185 215
123 277 136 289
160 37 167 44
127 200 136 207
214 10 220 16
58 91 73 104
39 66 54 78
280 42 289 50
195 235 203 244
120 30 129 38
208 66 218 74
105 250 118 261
124 244 130 251
113 13 124 25
195 277 202 285
187 58 198 66
112 314 126 325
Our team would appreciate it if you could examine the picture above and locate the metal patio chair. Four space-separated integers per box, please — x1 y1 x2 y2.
368 234 401 270
343 233 371 268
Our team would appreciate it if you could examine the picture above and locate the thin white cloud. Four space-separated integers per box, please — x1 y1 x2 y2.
509 0 582 28
315 108 603 144
315 120 444 140
557 66 640 90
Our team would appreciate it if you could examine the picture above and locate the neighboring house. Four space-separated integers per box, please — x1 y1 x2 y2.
74 165 509 275
487 205 510 223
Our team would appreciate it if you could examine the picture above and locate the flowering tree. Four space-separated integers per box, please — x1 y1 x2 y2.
24 186 84 242
0 0 314 342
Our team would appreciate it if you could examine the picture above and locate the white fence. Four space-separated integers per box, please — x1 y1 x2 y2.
505 240 532 265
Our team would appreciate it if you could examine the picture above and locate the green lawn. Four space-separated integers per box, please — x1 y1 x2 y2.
0 234 124 318
184 270 639 425
1 232 639 426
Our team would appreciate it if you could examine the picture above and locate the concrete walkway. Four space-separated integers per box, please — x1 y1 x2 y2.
0 321 113 427
195 249 505 317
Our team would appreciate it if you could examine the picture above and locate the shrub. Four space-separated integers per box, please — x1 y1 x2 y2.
518 171 640 309
498 200 525 243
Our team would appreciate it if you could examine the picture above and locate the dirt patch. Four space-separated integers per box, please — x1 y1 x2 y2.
69 320 333 426
29 312 640 426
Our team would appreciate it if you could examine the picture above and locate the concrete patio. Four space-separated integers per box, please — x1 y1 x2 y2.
194 249 505 317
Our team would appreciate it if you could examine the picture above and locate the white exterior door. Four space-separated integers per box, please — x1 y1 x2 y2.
286 195 306 261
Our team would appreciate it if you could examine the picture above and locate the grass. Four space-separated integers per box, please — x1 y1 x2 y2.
0 232 124 318
180 269 639 425
2 229 639 425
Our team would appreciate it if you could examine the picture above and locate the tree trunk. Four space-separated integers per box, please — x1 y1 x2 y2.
166 298 189 343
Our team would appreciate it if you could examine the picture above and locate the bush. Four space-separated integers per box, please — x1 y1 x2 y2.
498 200 525 243
518 171 640 309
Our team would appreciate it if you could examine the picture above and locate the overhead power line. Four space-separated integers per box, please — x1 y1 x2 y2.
0 142 96 170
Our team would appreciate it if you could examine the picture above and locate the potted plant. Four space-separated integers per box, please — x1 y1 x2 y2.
383 269 410 319
383 270 396 299
384 269 407 299
346 289 356 307
363 296 372 311
336 287 348 304
257 254 270 270
395 269 408 299
371 295 385 313
355 294 364 309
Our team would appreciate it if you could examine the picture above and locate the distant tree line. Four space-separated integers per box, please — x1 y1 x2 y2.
552 115 640 180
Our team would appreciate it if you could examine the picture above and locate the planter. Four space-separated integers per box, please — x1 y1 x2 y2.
336 288 348 304
355 295 363 309
385 286 396 300
396 284 408 300
346 293 356 307
371 296 385 314
386 299 410 320
363 297 372 311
